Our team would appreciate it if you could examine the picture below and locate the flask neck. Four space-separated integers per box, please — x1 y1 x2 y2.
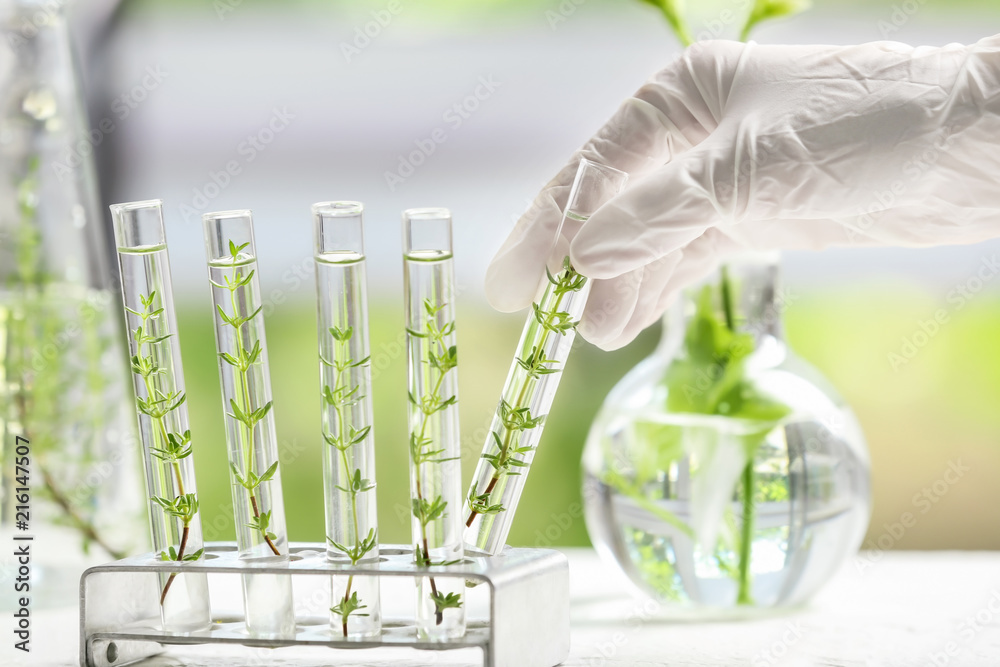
658 255 785 355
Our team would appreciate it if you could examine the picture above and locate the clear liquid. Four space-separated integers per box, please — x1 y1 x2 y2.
315 249 381 639
243 571 296 638
118 243 211 632
0 282 145 607
403 250 465 640
584 411 870 612
207 253 294 637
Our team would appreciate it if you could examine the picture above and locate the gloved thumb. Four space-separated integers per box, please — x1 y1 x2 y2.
570 146 731 280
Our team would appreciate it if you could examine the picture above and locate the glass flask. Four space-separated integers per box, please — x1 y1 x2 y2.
0 0 144 606
582 254 871 615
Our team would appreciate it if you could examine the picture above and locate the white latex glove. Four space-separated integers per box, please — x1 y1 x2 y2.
487 36 1000 350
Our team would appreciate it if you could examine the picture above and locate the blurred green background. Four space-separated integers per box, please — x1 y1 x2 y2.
178 286 1000 550
95 0 1000 552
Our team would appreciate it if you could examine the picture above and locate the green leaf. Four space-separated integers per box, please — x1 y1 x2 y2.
740 0 811 40
252 400 274 423
330 591 369 620
228 398 249 426
237 269 255 287
258 460 279 483
638 0 693 46
330 326 353 342
229 461 247 487
219 351 239 367
468 491 505 515
412 495 448 526
423 298 446 317
183 548 205 562
216 303 233 325
430 591 463 613
349 425 371 445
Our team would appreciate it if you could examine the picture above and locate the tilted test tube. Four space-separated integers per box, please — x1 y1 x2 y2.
463 159 628 554
112 199 211 632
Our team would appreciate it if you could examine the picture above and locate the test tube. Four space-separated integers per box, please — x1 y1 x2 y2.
112 200 211 632
403 208 465 639
203 210 294 638
463 159 628 554
312 202 381 639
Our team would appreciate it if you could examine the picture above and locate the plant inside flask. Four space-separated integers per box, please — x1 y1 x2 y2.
603 269 791 604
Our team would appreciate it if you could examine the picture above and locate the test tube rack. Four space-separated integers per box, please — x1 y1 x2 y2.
79 542 570 667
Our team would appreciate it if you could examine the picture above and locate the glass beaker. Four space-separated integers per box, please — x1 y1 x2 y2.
583 255 872 615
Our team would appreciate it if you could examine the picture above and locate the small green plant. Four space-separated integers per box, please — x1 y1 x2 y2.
407 298 461 624
465 257 584 526
212 240 280 556
665 270 791 604
126 290 203 604
330 591 368 632
321 325 377 637
626 0 808 608
637 0 810 45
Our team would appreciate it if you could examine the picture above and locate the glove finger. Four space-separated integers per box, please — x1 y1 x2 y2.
486 54 718 313
720 217 883 251
570 147 726 280
486 179 571 312
599 229 741 350
579 253 683 349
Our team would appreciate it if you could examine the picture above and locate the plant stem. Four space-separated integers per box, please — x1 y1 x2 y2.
249 493 280 556
342 575 353 637
720 265 755 605
330 338 365 636
9 284 122 560
159 524 189 605
737 461 755 605
37 463 127 560
720 265 736 331
414 359 447 625
229 281 280 557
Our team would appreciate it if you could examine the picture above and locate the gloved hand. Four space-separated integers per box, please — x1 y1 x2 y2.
487 36 1000 350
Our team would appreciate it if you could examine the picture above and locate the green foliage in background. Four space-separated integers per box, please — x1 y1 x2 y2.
178 288 1000 550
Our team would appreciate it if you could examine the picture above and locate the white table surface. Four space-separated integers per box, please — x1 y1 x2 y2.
7 549 1000 667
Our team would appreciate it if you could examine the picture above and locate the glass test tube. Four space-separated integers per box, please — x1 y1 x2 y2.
403 208 465 640
203 210 294 638
112 200 211 632
463 159 628 554
312 202 381 639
